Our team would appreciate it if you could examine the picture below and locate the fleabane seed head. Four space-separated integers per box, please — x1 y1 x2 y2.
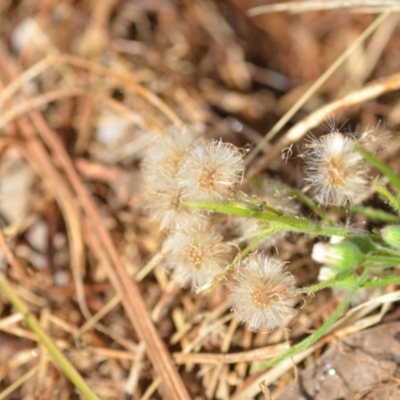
178 139 244 204
229 254 297 332
142 126 198 188
303 131 368 205
162 226 231 289
144 175 204 230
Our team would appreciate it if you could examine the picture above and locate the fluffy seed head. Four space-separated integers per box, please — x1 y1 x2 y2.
178 139 244 203
144 175 204 230
303 132 368 205
142 127 198 188
229 254 297 331
162 226 231 289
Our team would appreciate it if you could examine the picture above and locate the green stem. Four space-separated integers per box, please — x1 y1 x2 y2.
253 267 370 371
363 254 400 265
349 205 400 223
375 184 399 213
297 272 350 293
240 228 279 257
290 189 331 222
182 201 362 238
0 274 99 400
362 274 400 287
358 147 400 194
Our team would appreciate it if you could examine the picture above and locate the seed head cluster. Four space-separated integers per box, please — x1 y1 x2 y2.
140 123 372 332
303 131 368 205
142 127 244 289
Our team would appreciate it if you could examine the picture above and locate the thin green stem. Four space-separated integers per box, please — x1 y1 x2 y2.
0 274 99 400
363 254 400 265
297 272 350 294
375 184 399 213
253 267 370 371
289 189 331 222
240 227 279 257
349 205 400 223
358 147 400 195
320 271 400 289
183 201 363 238
372 243 400 257
362 274 400 287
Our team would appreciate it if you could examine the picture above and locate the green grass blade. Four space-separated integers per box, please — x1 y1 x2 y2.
0 274 99 400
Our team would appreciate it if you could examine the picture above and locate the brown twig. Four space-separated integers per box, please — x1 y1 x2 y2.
0 88 86 130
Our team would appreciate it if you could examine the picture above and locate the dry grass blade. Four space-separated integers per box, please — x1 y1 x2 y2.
173 342 289 365
245 9 391 168
0 53 183 130
0 88 86 130
0 269 98 399
0 366 38 400
248 1 400 15
247 71 400 176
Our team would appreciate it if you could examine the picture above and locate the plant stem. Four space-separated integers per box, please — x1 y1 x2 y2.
363 254 400 265
349 205 400 223
375 184 399 213
183 201 363 238
358 147 400 195
297 272 349 293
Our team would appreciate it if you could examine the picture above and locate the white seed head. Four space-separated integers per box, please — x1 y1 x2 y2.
229 254 297 331
144 175 204 230
162 226 231 289
303 132 368 205
178 139 244 204
142 126 199 188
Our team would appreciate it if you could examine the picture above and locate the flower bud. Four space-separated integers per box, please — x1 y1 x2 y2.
381 225 400 249
312 242 362 269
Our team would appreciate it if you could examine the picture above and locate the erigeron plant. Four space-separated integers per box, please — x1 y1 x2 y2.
141 125 400 368
303 131 369 205
228 253 297 331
